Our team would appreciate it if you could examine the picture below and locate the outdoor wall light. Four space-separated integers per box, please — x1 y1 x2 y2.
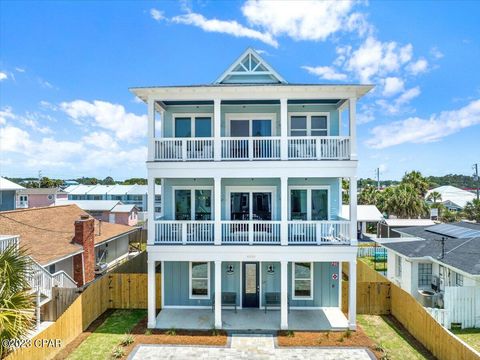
267 265 275 274
226 265 234 274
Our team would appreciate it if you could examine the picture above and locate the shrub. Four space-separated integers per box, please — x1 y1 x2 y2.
166 327 177 336
345 329 352 338
111 347 125 359
120 334 134 346
211 328 220 336
144 329 152 336
286 330 294 338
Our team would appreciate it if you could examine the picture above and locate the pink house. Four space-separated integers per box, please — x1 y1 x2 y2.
16 188 68 208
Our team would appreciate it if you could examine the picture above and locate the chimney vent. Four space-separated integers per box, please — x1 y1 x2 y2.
80 214 89 220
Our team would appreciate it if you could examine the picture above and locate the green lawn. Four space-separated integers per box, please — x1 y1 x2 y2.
452 328 480 352
360 256 387 272
358 315 434 360
67 309 146 360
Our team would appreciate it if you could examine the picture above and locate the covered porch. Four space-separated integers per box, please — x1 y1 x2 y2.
155 307 348 331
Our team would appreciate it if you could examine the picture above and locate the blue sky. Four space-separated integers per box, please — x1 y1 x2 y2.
1 0 479 181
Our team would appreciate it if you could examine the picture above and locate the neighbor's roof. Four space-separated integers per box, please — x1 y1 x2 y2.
85 185 116 195
61 184 160 196
0 205 136 265
341 205 383 222
426 185 476 209
67 184 96 195
0 177 24 191
383 219 436 227
382 236 480 276
111 204 137 213
107 185 135 195
18 188 66 195
393 221 480 240
54 199 120 211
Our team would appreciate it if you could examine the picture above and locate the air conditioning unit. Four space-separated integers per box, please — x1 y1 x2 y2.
431 276 440 292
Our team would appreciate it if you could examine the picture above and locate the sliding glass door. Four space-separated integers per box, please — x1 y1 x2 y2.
290 188 328 220
175 189 212 220
230 191 272 220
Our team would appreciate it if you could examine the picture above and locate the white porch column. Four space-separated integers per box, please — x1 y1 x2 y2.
214 177 221 245
214 260 222 328
281 260 288 329
281 176 288 245
348 259 357 330
349 176 358 245
214 99 221 161
280 98 288 160
147 98 155 162
349 97 357 160
147 174 156 245
147 258 156 328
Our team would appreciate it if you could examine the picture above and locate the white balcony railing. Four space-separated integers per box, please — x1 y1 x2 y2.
288 221 350 245
288 136 350 160
153 136 350 161
155 221 215 244
221 221 281 244
0 235 19 253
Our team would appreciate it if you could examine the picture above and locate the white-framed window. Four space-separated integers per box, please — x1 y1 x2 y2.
226 186 276 221
19 195 28 203
173 113 213 138
189 261 210 299
455 272 464 287
226 113 276 137
289 112 329 136
395 255 402 278
418 263 432 287
173 186 213 220
292 262 314 300
288 186 329 220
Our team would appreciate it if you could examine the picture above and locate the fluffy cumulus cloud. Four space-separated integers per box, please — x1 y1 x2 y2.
382 77 405 97
366 99 480 148
407 58 429 75
60 100 147 142
0 72 8 81
376 86 421 114
150 8 165 21
302 66 347 81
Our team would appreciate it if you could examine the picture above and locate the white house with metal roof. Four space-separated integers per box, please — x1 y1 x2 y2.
426 185 476 211
0 177 25 211
132 48 372 331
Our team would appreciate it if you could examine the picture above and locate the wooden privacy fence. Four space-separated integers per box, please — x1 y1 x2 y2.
341 281 391 315
6 273 160 360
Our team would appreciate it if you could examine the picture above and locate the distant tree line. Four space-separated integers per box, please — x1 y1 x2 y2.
5 176 150 188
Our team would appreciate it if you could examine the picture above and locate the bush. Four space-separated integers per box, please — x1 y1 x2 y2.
111 347 125 359
120 334 134 346
166 327 177 336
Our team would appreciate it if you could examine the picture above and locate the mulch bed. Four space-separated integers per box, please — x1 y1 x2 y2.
278 326 384 359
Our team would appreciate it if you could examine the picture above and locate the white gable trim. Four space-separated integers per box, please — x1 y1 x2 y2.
214 48 287 84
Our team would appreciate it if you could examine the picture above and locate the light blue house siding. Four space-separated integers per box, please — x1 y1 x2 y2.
0 190 16 211
163 261 339 308
162 178 341 220
162 104 340 137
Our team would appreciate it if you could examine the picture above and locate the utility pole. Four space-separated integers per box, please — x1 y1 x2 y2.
376 167 380 190
474 163 479 200
38 170 42 188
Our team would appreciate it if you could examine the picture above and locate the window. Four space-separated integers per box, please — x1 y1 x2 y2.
190 262 210 299
47 194 54 200
174 187 212 220
289 187 329 220
395 255 402 278
227 113 275 137
48 264 55 274
174 115 212 138
418 263 432 287
293 262 313 299
289 113 328 136
455 273 464 286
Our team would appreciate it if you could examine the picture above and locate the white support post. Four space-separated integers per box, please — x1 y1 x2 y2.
280 98 288 160
214 99 221 161
349 97 357 160
348 259 357 330
281 260 288 329
147 98 155 162
214 177 221 245
214 260 222 329
147 258 156 328
148 174 156 245
281 176 288 245
349 176 358 245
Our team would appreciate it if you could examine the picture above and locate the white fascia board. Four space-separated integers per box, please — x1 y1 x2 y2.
146 245 357 262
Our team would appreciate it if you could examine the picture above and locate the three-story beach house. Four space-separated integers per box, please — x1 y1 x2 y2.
132 49 373 331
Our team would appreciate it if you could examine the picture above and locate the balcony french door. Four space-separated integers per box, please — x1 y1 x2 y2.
230 191 272 221
226 118 274 159
290 188 329 220
174 188 212 220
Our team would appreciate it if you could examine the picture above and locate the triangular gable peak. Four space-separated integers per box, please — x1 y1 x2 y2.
214 48 287 84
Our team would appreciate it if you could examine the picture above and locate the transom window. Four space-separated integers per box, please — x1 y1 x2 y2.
174 115 212 138
289 187 329 220
174 187 212 220
418 263 432 287
289 113 328 136
189 262 210 299
292 262 313 299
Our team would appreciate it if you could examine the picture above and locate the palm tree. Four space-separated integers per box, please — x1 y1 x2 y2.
384 183 428 218
427 191 442 203
0 245 35 358
358 185 380 206
402 171 430 197
464 199 480 222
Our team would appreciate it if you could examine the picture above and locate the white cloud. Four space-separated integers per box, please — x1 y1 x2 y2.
377 86 421 114
150 8 165 21
82 131 119 150
38 78 54 89
60 100 147 142
171 12 278 47
407 58 428 75
430 47 444 59
15 67 26 73
366 99 480 149
302 65 347 81
0 107 15 125
382 77 405 97
241 0 363 41
0 126 31 153
0 72 8 81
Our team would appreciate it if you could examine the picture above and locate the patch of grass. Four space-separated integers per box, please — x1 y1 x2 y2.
345 329 352 338
358 315 433 360
360 256 387 272
211 328 220 336
67 310 145 360
286 330 295 337
144 329 152 335
452 328 480 352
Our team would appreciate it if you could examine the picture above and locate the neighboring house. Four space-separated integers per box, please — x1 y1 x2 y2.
16 187 67 208
0 204 138 286
426 185 476 211
342 204 383 240
64 184 161 216
132 48 372 330
378 218 436 238
0 177 25 211
54 199 139 226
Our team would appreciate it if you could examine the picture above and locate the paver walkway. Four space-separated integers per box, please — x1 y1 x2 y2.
128 334 373 360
